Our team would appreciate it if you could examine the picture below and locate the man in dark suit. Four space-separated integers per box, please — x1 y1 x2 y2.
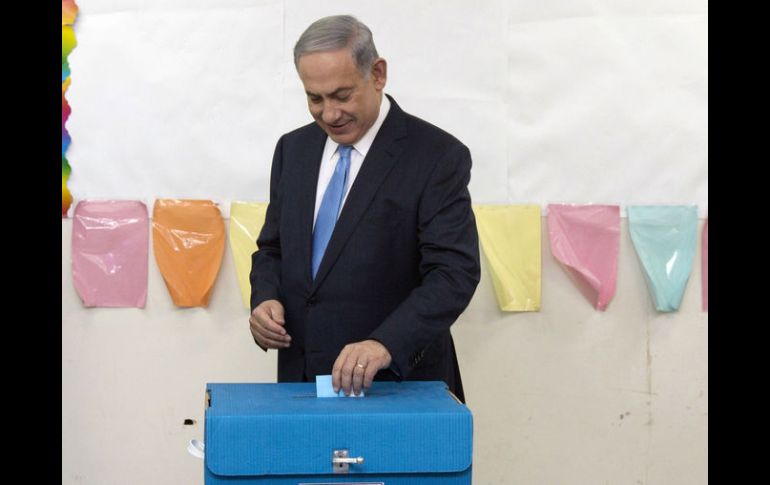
249 15 480 402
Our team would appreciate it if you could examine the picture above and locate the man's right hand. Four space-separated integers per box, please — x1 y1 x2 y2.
249 300 291 349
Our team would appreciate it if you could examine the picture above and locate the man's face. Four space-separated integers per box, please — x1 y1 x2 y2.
298 49 387 146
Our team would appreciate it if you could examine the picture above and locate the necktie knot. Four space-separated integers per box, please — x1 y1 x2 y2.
338 144 353 158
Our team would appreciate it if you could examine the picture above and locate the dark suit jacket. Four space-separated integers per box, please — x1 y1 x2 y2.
250 95 480 401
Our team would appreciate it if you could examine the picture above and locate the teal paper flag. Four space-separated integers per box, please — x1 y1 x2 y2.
628 206 698 312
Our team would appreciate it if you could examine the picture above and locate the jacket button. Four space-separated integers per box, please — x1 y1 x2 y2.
306 297 317 307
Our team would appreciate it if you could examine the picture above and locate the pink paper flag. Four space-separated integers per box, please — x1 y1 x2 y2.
72 200 149 307
702 219 708 312
547 204 620 310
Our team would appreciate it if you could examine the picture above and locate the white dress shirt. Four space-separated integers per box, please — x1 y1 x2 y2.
312 94 392 229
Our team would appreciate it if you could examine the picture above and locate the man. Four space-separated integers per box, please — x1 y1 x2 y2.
249 15 480 402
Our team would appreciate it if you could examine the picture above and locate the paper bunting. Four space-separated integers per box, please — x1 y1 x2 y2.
628 205 698 312
547 204 620 310
474 205 541 311
72 200 149 307
229 202 268 309
62 0 78 217
152 200 225 307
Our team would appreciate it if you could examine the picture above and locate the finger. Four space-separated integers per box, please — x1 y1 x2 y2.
256 334 291 349
340 357 358 396
248 321 289 348
363 361 378 389
254 308 289 337
249 313 290 341
250 316 291 342
256 308 287 334
332 346 352 392
352 361 367 395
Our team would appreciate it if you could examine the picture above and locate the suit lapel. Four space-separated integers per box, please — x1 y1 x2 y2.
299 126 328 285
311 96 408 294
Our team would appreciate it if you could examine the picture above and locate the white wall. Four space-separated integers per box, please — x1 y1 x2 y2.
62 218 708 484
66 0 708 217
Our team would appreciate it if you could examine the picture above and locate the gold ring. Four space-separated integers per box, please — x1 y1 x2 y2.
356 363 365 369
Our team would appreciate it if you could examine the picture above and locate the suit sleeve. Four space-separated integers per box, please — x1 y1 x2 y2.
249 135 285 313
368 143 481 378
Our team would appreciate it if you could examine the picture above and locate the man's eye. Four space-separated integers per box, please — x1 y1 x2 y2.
309 96 322 103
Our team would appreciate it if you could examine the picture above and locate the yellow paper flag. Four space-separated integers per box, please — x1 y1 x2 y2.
229 202 268 309
473 205 541 311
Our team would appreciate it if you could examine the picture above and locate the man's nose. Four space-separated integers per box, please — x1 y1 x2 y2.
321 102 341 124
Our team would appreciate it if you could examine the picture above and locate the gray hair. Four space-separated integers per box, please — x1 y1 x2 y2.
293 15 379 77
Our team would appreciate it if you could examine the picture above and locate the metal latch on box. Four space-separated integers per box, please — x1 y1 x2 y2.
332 449 364 474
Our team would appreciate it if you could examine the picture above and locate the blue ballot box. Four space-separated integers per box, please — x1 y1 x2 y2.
204 381 473 484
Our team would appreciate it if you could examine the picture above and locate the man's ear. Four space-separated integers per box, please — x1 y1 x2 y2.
371 58 387 90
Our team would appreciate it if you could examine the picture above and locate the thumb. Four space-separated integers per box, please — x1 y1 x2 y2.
268 301 285 324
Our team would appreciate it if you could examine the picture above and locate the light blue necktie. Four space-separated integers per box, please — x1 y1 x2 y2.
312 145 353 279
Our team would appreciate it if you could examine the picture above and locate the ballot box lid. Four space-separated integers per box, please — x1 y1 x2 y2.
204 381 472 477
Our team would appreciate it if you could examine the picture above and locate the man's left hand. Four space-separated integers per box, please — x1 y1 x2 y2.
332 339 392 396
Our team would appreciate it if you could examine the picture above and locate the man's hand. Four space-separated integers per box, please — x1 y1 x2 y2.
332 340 392 396
249 300 291 349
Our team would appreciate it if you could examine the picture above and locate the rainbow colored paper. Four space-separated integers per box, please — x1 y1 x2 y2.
229 202 268 309
627 205 698 312
702 219 708 312
62 0 78 28
72 200 149 308
547 204 620 311
152 199 225 307
474 205 541 311
62 0 78 217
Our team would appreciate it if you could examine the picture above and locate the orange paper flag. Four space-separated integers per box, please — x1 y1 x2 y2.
152 199 225 307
